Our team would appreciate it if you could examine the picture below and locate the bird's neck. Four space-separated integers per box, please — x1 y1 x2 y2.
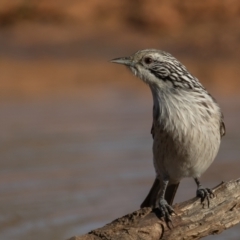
150 86 179 121
150 85 210 129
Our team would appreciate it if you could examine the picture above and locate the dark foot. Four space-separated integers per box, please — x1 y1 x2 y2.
196 187 214 207
155 199 176 224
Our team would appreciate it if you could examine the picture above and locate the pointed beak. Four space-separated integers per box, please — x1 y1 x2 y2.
110 57 133 67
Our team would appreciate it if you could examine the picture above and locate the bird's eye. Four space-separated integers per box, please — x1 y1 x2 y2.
144 57 153 64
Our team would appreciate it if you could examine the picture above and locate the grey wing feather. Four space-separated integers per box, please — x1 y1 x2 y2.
151 123 155 139
207 93 225 138
220 112 226 138
220 119 226 137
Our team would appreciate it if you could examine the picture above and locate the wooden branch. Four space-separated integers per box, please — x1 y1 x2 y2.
68 178 240 240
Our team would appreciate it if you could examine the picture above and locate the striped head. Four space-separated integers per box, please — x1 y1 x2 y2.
111 49 205 92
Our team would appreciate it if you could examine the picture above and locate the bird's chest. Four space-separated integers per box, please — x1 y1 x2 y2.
152 121 191 162
152 106 221 180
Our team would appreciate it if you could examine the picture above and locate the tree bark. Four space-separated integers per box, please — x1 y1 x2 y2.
68 178 240 240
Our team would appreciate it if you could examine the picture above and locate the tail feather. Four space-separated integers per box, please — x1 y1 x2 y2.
165 182 180 205
141 178 160 208
140 178 179 208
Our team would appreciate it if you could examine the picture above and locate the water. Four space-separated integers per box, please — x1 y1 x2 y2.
0 86 240 240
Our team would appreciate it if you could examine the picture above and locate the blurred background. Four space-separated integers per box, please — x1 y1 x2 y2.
0 1 240 239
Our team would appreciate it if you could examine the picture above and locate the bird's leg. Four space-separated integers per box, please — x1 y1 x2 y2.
155 178 176 223
194 178 214 207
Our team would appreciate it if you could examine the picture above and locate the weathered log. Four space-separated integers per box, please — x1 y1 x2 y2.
68 178 240 240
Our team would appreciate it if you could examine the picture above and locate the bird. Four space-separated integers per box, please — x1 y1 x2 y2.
111 49 225 222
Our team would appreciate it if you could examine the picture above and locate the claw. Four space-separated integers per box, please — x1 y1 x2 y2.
155 199 175 226
196 187 214 207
